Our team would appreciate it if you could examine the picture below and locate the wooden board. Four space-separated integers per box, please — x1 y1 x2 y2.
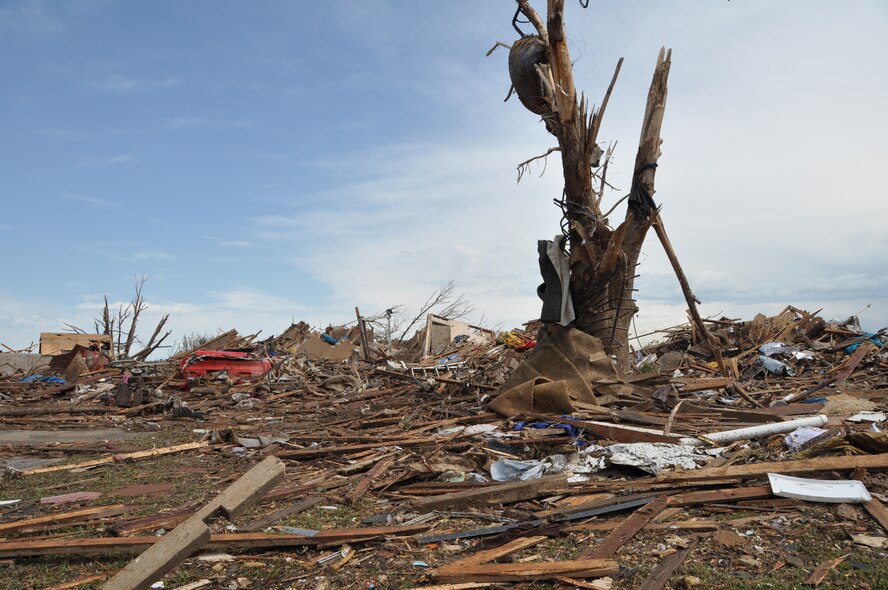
410 476 568 511
578 495 670 559
565 519 717 533
39 332 111 355
0 504 130 534
240 497 324 532
637 544 695 590
653 453 888 483
667 485 773 506
276 438 436 460
445 536 547 567
0 525 433 558
20 441 209 476
862 498 888 534
431 559 619 582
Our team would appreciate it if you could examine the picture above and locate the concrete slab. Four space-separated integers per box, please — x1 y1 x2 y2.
0 429 143 445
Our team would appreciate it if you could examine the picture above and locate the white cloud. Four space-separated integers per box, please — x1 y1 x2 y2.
217 240 257 248
132 251 172 261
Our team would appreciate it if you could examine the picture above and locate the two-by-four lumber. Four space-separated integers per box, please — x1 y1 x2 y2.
431 559 619 583
577 495 670 559
344 456 396 504
564 519 717 533
275 437 437 460
20 441 209 476
0 504 130 535
653 453 888 483
637 543 696 590
410 476 568 512
445 536 548 568
666 485 773 506
0 525 433 558
240 497 324 532
862 498 888 534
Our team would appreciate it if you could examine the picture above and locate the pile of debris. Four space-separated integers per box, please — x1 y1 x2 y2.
0 306 886 589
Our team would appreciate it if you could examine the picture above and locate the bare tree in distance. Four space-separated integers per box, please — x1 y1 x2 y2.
367 281 476 344
66 275 172 359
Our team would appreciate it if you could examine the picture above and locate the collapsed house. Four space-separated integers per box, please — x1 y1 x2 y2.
0 305 886 588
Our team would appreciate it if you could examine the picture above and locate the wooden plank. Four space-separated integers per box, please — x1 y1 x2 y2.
240 497 323 532
578 495 670 559
862 498 888 534
0 504 130 534
535 492 651 518
46 573 110 590
103 456 285 590
276 438 437 460
20 441 209 476
410 476 568 512
567 419 686 443
112 442 209 463
805 554 848 586
408 585 496 590
110 506 197 537
667 485 773 506
104 519 211 590
39 332 111 356
431 559 619 583
446 536 547 567
637 544 695 590
260 470 350 503
309 523 430 542
194 456 286 521
0 525 433 558
414 498 654 545
834 341 875 386
653 453 888 483
344 456 396 504
20 456 114 475
671 376 734 392
169 581 212 590
565 519 717 533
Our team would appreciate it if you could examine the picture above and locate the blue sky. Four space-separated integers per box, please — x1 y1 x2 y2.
1 1 887 352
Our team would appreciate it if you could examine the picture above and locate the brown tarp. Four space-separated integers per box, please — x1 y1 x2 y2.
488 325 615 417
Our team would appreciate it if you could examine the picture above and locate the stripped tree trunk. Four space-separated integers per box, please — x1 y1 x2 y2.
507 0 671 370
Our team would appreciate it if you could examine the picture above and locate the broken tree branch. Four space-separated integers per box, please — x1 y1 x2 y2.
517 146 561 182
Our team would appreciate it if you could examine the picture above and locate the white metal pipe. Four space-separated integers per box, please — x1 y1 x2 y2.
702 415 828 444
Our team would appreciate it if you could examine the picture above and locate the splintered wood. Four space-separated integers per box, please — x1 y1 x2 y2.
1 305 886 588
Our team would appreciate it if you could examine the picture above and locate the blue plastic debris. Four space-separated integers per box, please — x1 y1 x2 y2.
20 375 66 384
846 333 884 353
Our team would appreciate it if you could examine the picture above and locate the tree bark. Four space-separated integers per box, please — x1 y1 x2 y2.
510 1 671 370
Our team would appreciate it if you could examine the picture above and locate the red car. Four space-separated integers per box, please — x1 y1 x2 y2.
180 349 273 380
